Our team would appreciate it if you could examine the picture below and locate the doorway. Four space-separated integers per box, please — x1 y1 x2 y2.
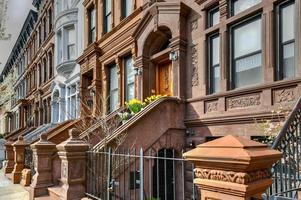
157 61 172 96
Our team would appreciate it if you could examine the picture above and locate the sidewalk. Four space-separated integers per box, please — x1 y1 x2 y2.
0 169 29 200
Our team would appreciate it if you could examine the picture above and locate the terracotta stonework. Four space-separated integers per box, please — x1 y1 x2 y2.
12 136 27 184
184 135 282 200
55 129 89 200
29 134 56 199
4 138 14 174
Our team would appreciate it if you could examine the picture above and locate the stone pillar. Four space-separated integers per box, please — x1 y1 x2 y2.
56 128 89 200
12 136 27 184
30 134 56 199
183 135 282 200
4 139 14 174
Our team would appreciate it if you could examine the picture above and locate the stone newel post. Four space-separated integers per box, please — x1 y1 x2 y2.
183 135 282 200
56 128 89 200
12 136 27 183
30 134 56 199
4 138 14 174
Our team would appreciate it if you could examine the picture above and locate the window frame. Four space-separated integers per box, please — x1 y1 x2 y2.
207 6 220 28
276 0 296 80
104 0 112 34
229 14 263 89
124 55 135 102
121 0 132 19
230 0 262 16
108 63 119 113
88 6 96 44
208 33 220 94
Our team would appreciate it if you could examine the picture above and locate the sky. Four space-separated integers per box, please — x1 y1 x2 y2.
0 0 34 72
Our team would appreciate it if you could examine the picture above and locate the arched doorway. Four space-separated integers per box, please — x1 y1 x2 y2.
152 149 175 200
143 26 173 97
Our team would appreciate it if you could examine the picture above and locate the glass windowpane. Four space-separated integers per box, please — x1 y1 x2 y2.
234 19 261 58
281 3 295 43
233 0 261 15
282 42 295 79
235 53 262 87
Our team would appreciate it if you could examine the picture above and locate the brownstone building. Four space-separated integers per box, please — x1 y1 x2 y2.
77 0 301 150
4 0 55 141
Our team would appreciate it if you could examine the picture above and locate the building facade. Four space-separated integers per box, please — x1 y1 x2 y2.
77 0 301 148
51 0 84 123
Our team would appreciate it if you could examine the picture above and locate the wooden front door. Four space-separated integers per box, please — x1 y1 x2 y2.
157 62 172 96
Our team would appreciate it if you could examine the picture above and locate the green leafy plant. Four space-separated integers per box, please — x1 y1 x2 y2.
126 99 144 114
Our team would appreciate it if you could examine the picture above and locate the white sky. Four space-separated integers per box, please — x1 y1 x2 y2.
0 0 34 72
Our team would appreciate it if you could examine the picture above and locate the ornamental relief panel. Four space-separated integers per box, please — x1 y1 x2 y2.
191 45 199 87
273 87 296 104
194 168 271 184
205 100 218 113
226 93 261 110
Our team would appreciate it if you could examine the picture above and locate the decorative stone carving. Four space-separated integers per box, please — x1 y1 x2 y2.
227 93 261 110
273 87 296 104
205 100 218 113
184 135 282 200
191 45 199 86
191 19 198 31
194 168 271 184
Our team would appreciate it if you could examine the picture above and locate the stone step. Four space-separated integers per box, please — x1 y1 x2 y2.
48 186 62 200
34 195 51 200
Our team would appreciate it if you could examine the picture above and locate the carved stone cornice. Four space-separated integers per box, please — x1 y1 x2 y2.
77 42 101 65
194 168 271 185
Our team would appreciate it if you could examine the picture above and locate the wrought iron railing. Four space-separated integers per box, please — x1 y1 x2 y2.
269 97 301 199
86 148 199 200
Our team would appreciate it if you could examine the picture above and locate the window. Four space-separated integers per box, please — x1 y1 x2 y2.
104 0 112 33
88 7 96 44
48 9 52 33
208 34 220 94
38 64 42 86
124 56 135 101
43 58 47 83
208 6 220 27
43 18 47 40
232 0 261 15
48 52 53 78
277 1 295 80
109 64 119 112
67 84 78 119
57 31 62 63
67 27 76 60
122 0 132 19
38 26 41 46
231 17 262 88
57 0 62 13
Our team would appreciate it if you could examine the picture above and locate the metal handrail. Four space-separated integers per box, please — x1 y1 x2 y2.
272 97 301 149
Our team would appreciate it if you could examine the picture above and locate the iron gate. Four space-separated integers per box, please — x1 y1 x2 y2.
86 148 199 200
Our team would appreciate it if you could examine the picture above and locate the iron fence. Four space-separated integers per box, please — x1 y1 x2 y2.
86 148 199 200
268 98 301 199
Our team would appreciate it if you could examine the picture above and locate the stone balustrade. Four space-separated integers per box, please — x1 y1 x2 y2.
184 135 282 200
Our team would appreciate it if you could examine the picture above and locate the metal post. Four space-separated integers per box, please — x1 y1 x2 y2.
139 148 144 200
107 148 112 200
